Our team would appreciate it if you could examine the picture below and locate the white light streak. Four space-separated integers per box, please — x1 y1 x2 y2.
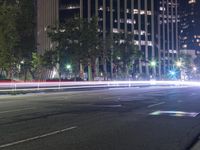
1 81 200 92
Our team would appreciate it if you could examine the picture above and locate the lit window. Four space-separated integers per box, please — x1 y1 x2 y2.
189 0 196 4
183 44 187 48
113 28 119 33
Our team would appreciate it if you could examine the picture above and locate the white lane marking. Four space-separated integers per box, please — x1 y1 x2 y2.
98 104 122 108
108 87 136 90
150 111 199 117
0 126 77 148
103 96 120 100
190 139 200 150
0 108 34 114
147 102 166 108
191 93 197 96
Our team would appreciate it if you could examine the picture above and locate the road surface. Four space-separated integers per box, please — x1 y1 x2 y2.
0 86 200 150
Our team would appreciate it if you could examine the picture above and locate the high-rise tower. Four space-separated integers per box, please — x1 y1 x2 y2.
36 0 59 54
36 0 179 79
179 0 200 54
155 0 179 77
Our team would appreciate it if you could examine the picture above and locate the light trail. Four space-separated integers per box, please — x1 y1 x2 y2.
0 80 200 92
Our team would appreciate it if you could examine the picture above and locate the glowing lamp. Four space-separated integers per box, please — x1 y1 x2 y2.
176 61 182 67
169 70 176 76
66 64 71 69
150 61 156 67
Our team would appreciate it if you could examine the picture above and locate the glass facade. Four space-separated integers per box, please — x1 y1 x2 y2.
155 0 179 76
179 0 200 53
37 0 179 78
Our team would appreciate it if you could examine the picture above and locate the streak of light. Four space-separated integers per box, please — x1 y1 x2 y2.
0 80 200 92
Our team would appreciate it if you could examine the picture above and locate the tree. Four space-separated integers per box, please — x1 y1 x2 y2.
48 17 81 80
177 53 193 80
194 55 200 79
15 0 36 80
0 0 36 80
0 2 19 79
77 17 101 80
112 33 141 79
48 17 101 80
194 55 200 70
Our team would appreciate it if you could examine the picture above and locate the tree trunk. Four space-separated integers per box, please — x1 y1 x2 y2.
103 58 107 80
24 70 27 81
74 62 79 81
95 58 99 78
79 62 84 79
125 64 129 79
110 48 113 80
56 62 61 81
29 70 35 80
88 59 92 81
0 69 3 78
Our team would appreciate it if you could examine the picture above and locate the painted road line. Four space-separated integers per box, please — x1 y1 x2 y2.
0 126 77 148
103 96 120 100
150 111 199 117
108 87 137 90
147 102 166 108
97 104 122 108
191 138 200 150
0 108 35 114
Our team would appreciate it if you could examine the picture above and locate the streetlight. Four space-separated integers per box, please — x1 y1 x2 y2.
173 60 185 80
66 64 71 70
65 64 72 80
175 60 183 68
149 60 156 79
193 67 197 71
169 70 176 76
117 56 121 60
150 60 156 67
20 60 24 64
168 69 178 80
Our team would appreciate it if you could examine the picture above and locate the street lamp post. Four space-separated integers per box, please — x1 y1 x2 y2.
65 64 72 80
149 60 156 79
150 60 156 67
175 60 183 80
66 64 71 70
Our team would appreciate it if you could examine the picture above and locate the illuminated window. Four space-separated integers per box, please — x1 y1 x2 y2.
189 0 196 4
183 44 187 48
133 9 151 15
183 36 188 40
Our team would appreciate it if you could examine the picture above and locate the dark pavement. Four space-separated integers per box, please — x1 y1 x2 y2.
0 86 200 150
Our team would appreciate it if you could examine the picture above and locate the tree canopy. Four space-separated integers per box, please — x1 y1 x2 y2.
48 17 101 79
0 0 36 80
0 2 19 77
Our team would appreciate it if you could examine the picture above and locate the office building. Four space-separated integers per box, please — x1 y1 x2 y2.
179 0 200 54
156 0 179 76
36 0 59 54
36 0 179 78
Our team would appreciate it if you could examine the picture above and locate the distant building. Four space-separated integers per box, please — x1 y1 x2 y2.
179 0 200 54
155 0 179 77
59 0 80 22
36 0 59 55
180 49 196 61
36 0 179 79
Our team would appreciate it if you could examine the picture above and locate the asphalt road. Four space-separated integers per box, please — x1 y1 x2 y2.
0 86 200 150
